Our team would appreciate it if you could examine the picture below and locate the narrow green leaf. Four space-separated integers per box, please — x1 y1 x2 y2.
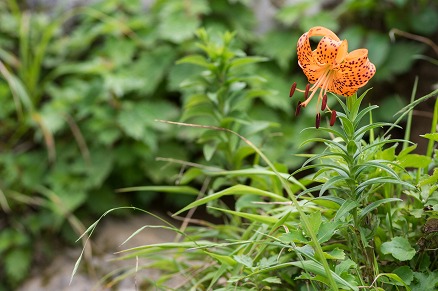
320 176 349 196
359 198 402 220
177 54 212 68
229 56 269 68
289 260 359 291
334 200 358 221
117 186 199 195
205 251 237 266
173 184 288 216
207 206 277 224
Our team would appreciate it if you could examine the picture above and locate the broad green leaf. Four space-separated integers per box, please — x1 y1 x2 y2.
335 259 357 275
376 42 425 81
411 271 438 291
419 169 438 187
279 230 308 244
377 273 412 290
253 30 299 70
233 254 253 268
157 6 200 43
421 133 438 142
324 248 345 260
303 211 322 238
393 266 414 285
5 248 31 283
399 154 432 169
381 237 416 261
317 220 342 243
275 2 312 25
177 55 212 69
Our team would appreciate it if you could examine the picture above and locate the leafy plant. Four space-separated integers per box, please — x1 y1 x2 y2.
2 0 438 289
73 26 438 290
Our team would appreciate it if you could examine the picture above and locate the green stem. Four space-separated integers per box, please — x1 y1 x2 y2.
426 97 438 159
403 77 418 150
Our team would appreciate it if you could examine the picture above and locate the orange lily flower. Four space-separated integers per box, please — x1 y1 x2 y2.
290 26 376 128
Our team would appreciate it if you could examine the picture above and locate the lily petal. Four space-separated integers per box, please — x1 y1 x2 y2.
314 37 347 66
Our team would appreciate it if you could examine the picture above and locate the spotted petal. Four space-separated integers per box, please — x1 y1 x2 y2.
331 49 376 96
297 26 340 75
314 37 348 66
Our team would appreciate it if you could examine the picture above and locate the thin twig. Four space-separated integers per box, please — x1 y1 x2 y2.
175 177 211 242
389 28 438 56
65 113 91 165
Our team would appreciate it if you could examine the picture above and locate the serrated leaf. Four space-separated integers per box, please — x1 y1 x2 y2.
317 220 342 243
279 230 308 244
411 270 438 291
419 169 438 187
381 237 416 261
233 254 253 268
302 211 322 238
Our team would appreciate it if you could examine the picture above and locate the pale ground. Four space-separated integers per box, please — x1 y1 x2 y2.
18 213 178 291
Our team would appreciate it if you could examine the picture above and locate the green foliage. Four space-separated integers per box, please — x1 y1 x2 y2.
75 28 438 290
1 0 438 288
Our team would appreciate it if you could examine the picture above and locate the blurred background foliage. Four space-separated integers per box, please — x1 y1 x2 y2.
0 0 437 287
